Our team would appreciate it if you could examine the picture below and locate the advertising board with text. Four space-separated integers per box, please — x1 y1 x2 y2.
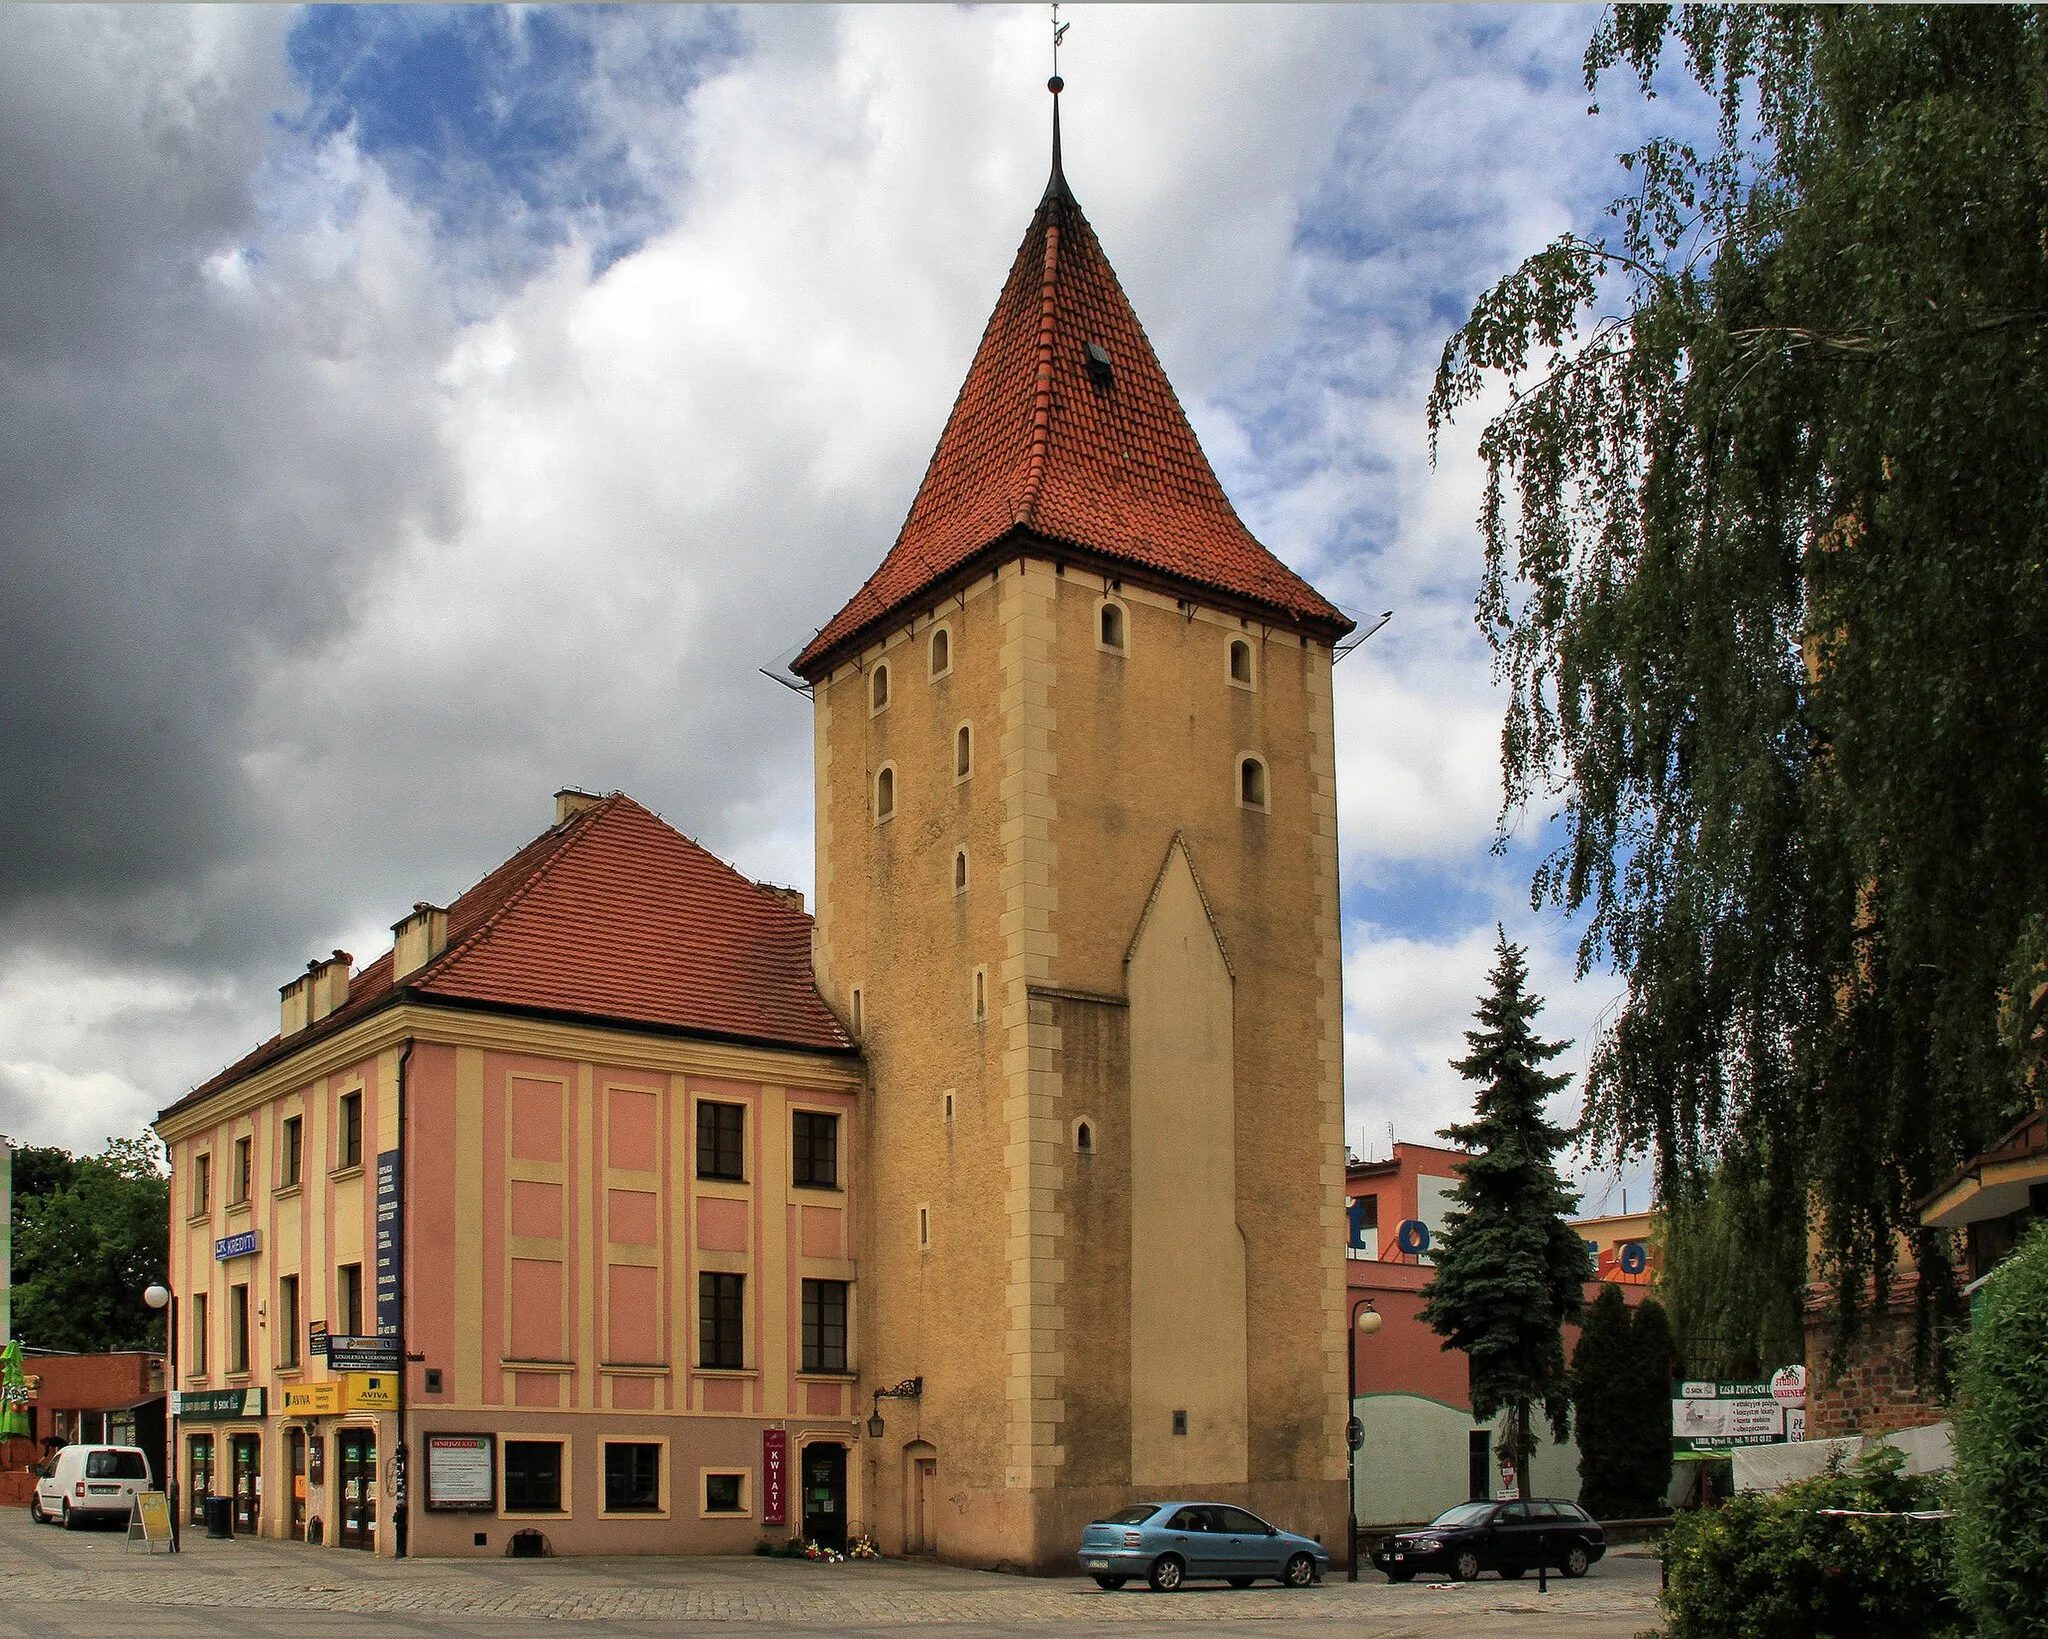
1672 1377 1805 1450
426 1434 496 1511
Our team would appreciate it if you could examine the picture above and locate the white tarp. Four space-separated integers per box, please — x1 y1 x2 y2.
1732 1421 1954 1492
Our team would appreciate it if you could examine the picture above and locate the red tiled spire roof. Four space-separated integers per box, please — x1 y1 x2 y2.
794 115 1352 677
163 795 851 1117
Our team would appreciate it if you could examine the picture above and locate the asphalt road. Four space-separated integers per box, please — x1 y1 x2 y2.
0 1507 1664 1638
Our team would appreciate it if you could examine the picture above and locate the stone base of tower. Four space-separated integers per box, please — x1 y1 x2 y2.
863 1475 1349 1575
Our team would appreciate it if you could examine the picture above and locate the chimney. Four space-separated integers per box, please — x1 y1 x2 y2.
279 973 312 1037
755 882 806 914
555 788 604 826
391 902 449 982
308 950 353 1023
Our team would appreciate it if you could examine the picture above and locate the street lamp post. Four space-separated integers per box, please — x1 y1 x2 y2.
143 1283 178 1553
1345 1299 1381 1582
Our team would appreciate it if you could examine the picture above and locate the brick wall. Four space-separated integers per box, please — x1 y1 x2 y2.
1803 1293 1947 1440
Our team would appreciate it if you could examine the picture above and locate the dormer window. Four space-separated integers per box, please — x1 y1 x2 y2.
870 664 890 713
1098 599 1127 654
1085 341 1114 388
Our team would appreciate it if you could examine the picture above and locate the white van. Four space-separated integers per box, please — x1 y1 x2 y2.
29 1444 153 1528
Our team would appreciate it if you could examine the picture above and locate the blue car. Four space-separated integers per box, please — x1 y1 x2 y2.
1077 1501 1329 1591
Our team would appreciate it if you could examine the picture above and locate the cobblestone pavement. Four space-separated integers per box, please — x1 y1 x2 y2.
0 1510 1663 1637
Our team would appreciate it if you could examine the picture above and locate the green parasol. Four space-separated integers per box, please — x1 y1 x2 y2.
0 1338 31 1440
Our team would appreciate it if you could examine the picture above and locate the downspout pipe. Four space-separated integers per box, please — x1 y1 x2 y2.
394 1036 413 1558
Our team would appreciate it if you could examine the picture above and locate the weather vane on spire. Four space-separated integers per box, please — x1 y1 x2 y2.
1049 3 1069 93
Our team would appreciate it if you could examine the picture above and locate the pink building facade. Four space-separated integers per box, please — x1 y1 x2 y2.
158 794 864 1556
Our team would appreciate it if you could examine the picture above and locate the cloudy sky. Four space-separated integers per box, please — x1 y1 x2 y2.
0 3 1705 1209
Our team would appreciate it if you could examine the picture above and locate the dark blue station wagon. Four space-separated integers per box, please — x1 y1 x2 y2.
1078 1502 1329 1591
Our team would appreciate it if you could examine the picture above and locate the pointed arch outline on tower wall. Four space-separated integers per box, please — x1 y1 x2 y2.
1122 830 1235 982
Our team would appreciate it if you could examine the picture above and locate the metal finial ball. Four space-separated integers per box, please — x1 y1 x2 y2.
1048 75 1064 94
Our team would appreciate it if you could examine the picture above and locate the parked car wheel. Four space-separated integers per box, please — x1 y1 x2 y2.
1147 1555 1185 1592
1091 1576 1126 1590
28 1494 45 1524
1283 1553 1317 1588
1562 1546 1590 1578
1385 1569 1414 1584
61 1501 79 1531
1451 1548 1481 1582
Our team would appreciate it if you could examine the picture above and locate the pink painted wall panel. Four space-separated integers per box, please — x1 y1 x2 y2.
510 1077 563 1162
611 1377 656 1411
608 1189 658 1246
606 1086 659 1171
607 1265 660 1362
800 1205 842 1259
511 1180 563 1240
511 1257 563 1359
701 1378 744 1413
805 1381 844 1416
697 1197 749 1252
514 1372 560 1408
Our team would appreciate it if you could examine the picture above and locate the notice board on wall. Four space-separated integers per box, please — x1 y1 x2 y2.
425 1433 496 1512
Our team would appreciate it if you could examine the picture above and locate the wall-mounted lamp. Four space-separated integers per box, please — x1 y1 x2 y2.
866 1376 924 1439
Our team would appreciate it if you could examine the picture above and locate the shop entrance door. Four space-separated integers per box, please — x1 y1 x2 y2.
231 1433 262 1535
801 1443 847 1551
338 1429 377 1551
187 1435 215 1525
288 1428 308 1540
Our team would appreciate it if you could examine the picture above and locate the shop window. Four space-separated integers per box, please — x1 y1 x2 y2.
603 1443 661 1513
280 1115 302 1188
505 1440 564 1513
699 1272 745 1369
703 1471 748 1515
792 1110 839 1190
802 1279 849 1373
337 1263 363 1337
696 1101 745 1181
278 1275 300 1369
338 1090 363 1170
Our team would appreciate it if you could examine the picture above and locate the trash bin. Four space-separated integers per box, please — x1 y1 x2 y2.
204 1496 234 1540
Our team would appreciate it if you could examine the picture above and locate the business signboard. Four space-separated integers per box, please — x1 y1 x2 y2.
762 1429 788 1525
426 1434 496 1512
343 1372 398 1411
327 1334 401 1371
214 1230 261 1261
1672 1380 1791 1449
175 1388 266 1420
374 1148 403 1340
282 1383 341 1417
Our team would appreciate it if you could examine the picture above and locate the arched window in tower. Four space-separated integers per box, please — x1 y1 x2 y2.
1075 1120 1093 1155
929 625 951 678
871 663 890 713
1098 599 1127 653
954 847 969 896
955 723 973 781
972 965 988 1023
1239 755 1269 811
874 764 896 822
1229 637 1255 688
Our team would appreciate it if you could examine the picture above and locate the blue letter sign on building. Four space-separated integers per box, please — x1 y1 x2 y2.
1346 1195 1376 1255
375 1148 403 1341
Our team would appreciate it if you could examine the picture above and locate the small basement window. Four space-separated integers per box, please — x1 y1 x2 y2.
1239 755 1269 810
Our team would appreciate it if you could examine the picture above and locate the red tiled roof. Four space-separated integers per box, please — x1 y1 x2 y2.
794 151 1352 677
162 796 851 1119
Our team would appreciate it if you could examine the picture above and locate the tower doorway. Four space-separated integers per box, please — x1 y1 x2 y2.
801 1442 847 1551
903 1442 938 1554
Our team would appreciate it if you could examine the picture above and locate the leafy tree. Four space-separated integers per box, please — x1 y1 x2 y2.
1949 1222 2048 1638
1571 1284 1637 1515
1658 1153 1807 1379
1421 930 1588 1493
1426 4 2048 1353
10 1134 168 1353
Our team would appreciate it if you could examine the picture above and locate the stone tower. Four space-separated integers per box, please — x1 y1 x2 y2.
793 92 1355 1569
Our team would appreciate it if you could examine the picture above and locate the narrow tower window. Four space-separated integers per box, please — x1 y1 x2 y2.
874 765 896 822
972 966 987 1023
955 723 973 780
954 847 969 895
849 986 864 1038
930 626 951 677
1076 1121 1093 1154
1229 638 1254 688
1239 755 1269 810
918 1205 931 1250
1098 599 1127 653
871 663 890 712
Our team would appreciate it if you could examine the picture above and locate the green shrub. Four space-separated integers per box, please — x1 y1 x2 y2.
1950 1221 2048 1639
1659 1447 1960 1639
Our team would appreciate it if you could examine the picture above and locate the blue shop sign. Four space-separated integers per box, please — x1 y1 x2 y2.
214 1229 261 1261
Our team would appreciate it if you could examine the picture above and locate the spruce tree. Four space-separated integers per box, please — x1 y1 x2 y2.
1421 930 1588 1496
1622 1298 1678 1515
1571 1284 1637 1517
